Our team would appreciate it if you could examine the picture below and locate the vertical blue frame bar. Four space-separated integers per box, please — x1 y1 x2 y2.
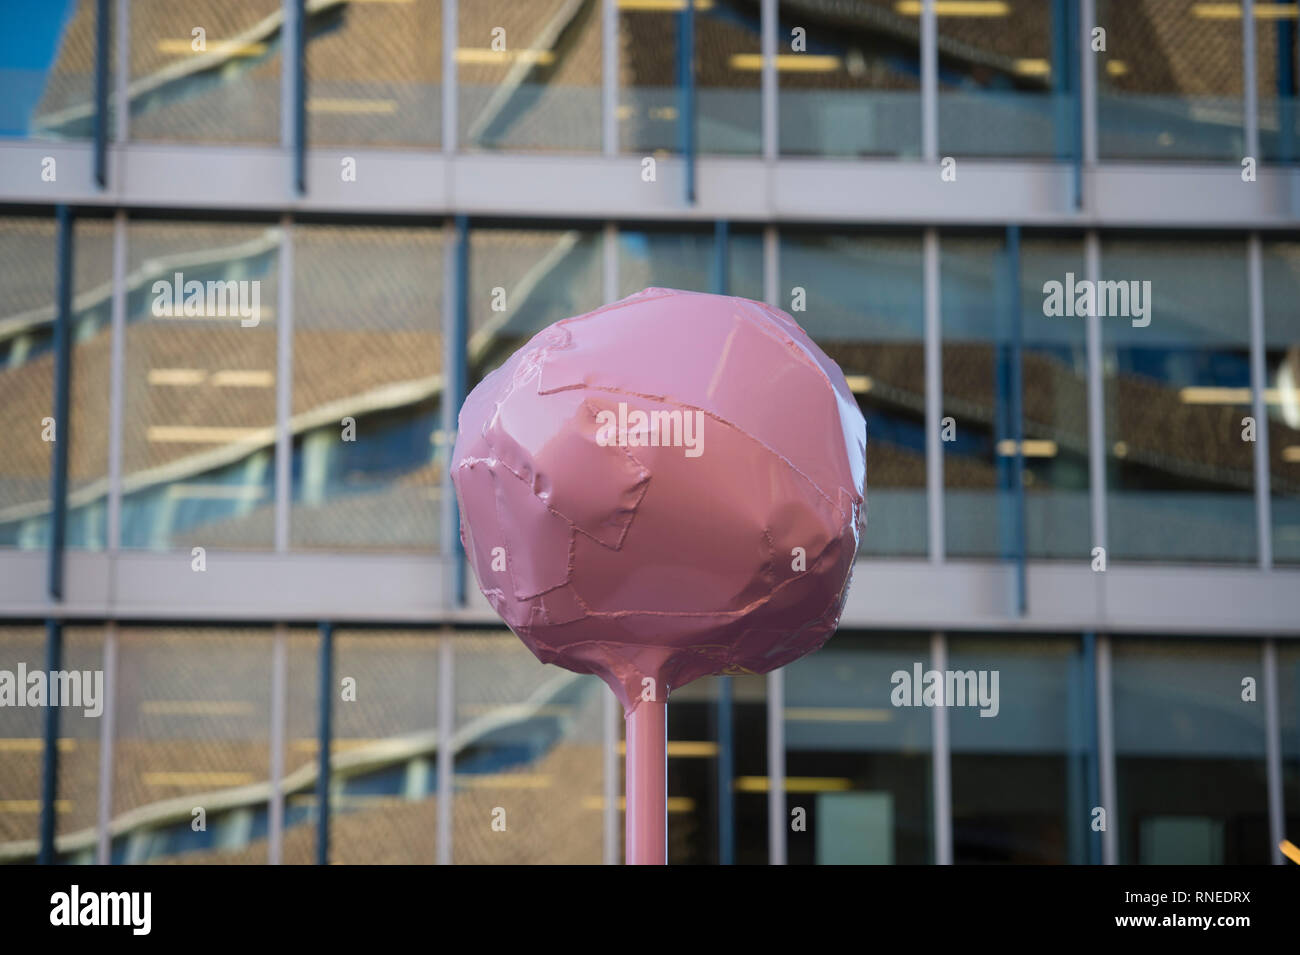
995 226 1026 614
92 0 109 187
1281 0 1296 162
316 621 334 865
677 0 696 204
49 205 74 599
38 620 63 864
1079 633 1102 864
1051 0 1082 207
294 0 306 194
449 215 470 606
711 218 734 863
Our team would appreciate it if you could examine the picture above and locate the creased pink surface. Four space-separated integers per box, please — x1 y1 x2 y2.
450 288 867 714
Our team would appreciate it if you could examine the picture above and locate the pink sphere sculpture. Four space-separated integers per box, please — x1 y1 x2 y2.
451 288 866 713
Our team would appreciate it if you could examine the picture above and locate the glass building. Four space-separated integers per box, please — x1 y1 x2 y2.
0 0 1297 866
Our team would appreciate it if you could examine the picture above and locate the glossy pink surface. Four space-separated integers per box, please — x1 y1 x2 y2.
451 288 867 714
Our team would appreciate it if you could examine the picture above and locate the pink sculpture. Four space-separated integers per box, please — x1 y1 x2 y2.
450 288 866 863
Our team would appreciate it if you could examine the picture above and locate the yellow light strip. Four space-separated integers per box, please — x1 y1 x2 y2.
784 706 893 722
996 438 1059 458
728 53 841 72
1106 60 1129 77
1281 839 1300 864
148 368 206 386
0 799 71 814
147 426 270 444
1283 446 1300 463
895 0 1011 16
844 374 874 393
616 740 719 757
142 771 256 787
582 796 696 812
1193 2 1299 18
306 98 398 115
734 776 854 793
156 39 267 57
0 738 77 752
455 48 557 66
619 0 714 10
1013 58 1051 77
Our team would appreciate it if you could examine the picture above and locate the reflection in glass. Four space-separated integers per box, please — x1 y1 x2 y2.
111 628 273 864
694 0 762 154
0 0 103 140
935 0 1071 158
0 627 45 848
1264 241 1300 564
618 226 763 300
122 220 280 551
452 632 605 864
129 0 281 144
291 225 443 552
779 0 921 157
1102 237 1254 563
943 234 1090 560
0 217 56 549
950 635 1093 864
1281 642 1300 851
1097 0 1243 161
1259 9 1298 163
306 0 442 147
619 0 682 153
784 633 933 864
468 225 604 388
1113 639 1269 864
784 231 926 556
459 0 602 151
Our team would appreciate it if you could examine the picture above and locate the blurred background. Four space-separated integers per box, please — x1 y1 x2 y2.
0 0 1298 865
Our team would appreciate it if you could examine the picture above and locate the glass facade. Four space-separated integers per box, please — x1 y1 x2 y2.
0 0 1296 870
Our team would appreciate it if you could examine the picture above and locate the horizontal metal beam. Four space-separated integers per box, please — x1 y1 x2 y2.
0 551 1296 635
2 143 1297 228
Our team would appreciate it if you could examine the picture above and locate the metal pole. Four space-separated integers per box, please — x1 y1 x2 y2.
677 0 696 204
38 620 63 864
93 0 109 187
49 206 74 600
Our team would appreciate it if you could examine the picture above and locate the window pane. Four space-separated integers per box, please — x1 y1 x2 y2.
617 226 763 300
619 0 682 153
1102 237 1254 563
779 0 921 158
306 630 442 865
650 674 767 864
943 234 1091 559
936 0 1070 158
784 633 933 864
0 216 55 550
468 224 604 388
111 627 273 863
1264 240 1300 565
1281 641 1300 849
459 0 602 151
0 626 45 848
784 231 926 556
306 0 442 147
291 225 443 552
1097 0 1244 161
57 626 104 859
696 0 762 154
452 632 605 864
1 0 104 141
123 219 280 551
1112 638 1268 864
69 217 114 550
1258 7 1299 164
950 635 1092 864
129 0 281 144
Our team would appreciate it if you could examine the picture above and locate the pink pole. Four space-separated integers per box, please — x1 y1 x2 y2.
624 698 667 865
